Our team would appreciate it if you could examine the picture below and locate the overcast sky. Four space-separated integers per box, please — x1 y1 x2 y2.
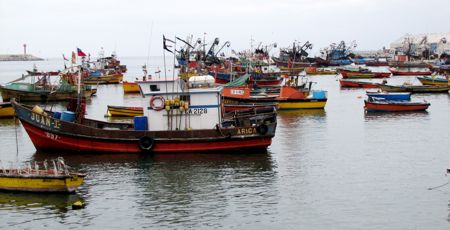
0 0 449 58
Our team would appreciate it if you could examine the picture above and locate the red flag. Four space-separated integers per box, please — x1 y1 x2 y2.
77 48 87 57
62 54 68 61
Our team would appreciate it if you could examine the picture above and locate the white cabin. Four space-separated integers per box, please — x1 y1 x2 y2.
139 79 180 95
138 83 223 131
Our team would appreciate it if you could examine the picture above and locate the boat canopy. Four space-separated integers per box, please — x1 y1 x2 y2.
224 74 250 87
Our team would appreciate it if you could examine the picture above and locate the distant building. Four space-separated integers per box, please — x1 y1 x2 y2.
390 32 450 60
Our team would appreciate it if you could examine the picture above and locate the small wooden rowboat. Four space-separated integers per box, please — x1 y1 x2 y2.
378 84 450 93
389 68 432 76
417 76 449 86
305 67 337 75
339 69 391 79
364 99 430 112
0 158 85 193
106 105 144 117
339 79 379 88
366 92 411 101
83 73 123 85
0 102 15 118
123 81 140 93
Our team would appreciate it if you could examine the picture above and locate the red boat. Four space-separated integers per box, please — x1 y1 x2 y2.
339 69 391 78
12 88 277 154
389 68 432 76
26 70 60 76
364 99 430 112
339 79 379 88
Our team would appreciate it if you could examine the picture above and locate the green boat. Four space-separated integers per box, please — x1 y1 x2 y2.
0 74 96 102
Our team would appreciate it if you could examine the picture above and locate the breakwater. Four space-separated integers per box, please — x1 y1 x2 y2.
0 54 44 61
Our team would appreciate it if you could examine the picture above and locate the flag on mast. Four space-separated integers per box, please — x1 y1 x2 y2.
62 54 68 61
77 48 87 57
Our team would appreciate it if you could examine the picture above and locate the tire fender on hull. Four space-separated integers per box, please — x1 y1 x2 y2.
138 136 154 152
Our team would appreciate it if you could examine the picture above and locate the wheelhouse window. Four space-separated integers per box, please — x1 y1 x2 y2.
150 85 160 91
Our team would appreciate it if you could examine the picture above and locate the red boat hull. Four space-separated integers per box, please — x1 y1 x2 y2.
339 80 379 88
21 121 272 154
364 101 430 112
339 69 391 78
389 68 432 75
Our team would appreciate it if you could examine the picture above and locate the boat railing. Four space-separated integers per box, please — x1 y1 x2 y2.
0 158 71 176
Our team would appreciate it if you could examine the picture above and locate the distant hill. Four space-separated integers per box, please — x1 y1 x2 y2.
0 54 44 61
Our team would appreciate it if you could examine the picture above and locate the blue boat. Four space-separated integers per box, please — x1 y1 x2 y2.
366 92 411 101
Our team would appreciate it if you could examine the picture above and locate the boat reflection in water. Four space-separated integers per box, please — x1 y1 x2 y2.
33 150 274 168
0 118 17 126
32 150 276 228
277 109 326 127
364 110 429 121
0 191 84 213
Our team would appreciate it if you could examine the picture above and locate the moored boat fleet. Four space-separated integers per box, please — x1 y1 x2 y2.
0 36 449 194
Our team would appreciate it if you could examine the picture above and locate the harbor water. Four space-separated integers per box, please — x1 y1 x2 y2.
0 58 449 229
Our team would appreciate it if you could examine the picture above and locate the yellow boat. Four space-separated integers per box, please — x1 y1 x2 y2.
0 158 85 193
278 99 327 110
417 76 449 86
83 73 123 85
123 81 140 93
106 105 144 117
0 102 15 118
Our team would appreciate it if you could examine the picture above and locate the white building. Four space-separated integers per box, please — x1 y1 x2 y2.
390 32 450 57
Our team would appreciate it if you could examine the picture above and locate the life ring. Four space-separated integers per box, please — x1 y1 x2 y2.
138 136 154 151
256 124 269 135
150 96 165 111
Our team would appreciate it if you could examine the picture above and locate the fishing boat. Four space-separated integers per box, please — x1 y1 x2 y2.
272 41 316 67
26 70 60 76
0 73 97 102
305 67 337 75
417 75 449 86
338 67 391 79
339 79 379 88
0 102 15 118
389 67 432 75
378 84 450 93
106 105 144 117
223 75 327 110
0 157 85 193
211 65 285 87
12 79 277 153
366 91 411 101
364 98 430 112
82 71 123 85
